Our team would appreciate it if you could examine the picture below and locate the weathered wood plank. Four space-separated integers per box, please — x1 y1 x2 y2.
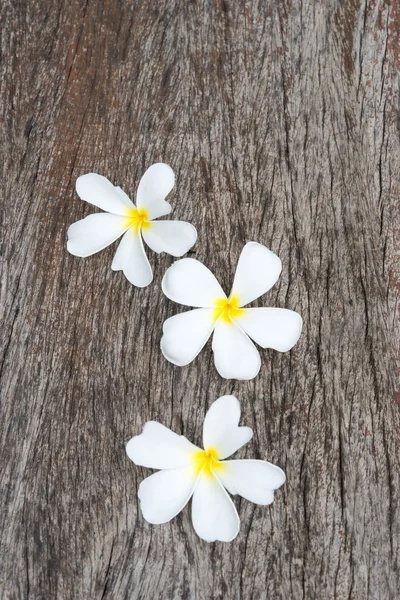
1 1 400 598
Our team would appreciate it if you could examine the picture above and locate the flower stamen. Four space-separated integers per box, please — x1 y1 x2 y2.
192 447 225 477
213 294 244 324
125 207 151 232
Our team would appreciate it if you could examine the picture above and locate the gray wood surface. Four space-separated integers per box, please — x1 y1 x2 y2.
1 1 400 598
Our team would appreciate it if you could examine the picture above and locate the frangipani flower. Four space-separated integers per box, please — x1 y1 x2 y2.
67 164 197 287
126 395 285 542
161 242 302 379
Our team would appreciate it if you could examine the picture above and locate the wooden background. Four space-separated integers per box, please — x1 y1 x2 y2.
1 1 400 598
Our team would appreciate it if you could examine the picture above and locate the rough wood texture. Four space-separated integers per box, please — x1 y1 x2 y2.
1 1 400 598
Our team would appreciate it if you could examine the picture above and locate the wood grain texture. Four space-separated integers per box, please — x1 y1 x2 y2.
1 1 400 598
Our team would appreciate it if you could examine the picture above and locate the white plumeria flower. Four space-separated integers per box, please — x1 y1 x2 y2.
67 164 197 287
127 395 285 542
161 241 302 379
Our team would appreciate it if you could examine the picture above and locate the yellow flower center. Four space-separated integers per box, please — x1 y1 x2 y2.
212 294 244 324
192 447 226 478
125 207 151 232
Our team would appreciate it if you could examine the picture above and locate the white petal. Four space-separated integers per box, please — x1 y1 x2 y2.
115 186 136 208
126 421 200 470
76 173 134 216
202 395 253 459
191 472 240 542
212 319 261 380
142 221 197 257
230 242 282 306
217 460 286 505
67 213 128 257
162 258 226 308
136 163 174 220
138 466 198 524
111 228 153 287
236 308 302 352
161 309 215 366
